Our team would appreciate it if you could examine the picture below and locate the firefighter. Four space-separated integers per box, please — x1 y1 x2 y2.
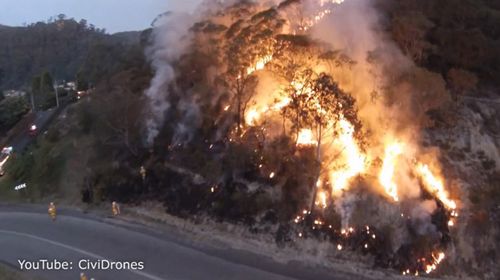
112 201 120 216
140 165 146 181
48 202 57 221
80 272 88 280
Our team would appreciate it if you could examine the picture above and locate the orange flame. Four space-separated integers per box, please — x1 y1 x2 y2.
245 108 261 126
330 118 366 195
425 252 445 274
416 163 457 210
297 129 317 146
379 142 404 202
315 189 328 209
246 55 273 75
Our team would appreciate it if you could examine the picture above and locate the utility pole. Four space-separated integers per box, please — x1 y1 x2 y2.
54 81 59 108
30 91 35 112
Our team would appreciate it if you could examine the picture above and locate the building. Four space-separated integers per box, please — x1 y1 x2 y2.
3 90 27 98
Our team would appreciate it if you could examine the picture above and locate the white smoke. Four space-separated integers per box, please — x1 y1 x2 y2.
334 191 357 229
172 98 203 146
144 12 197 146
410 199 438 235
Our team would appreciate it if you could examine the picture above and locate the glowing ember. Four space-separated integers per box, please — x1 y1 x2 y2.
416 163 457 210
301 9 332 32
314 219 324 225
330 118 366 195
300 1 347 32
379 142 404 202
297 129 317 147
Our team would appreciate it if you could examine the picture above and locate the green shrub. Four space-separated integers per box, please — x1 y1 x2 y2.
5 138 66 197
0 96 29 132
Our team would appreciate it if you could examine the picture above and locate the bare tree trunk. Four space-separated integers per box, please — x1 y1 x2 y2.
282 115 286 135
294 112 300 143
309 123 322 213
237 93 242 134
235 76 244 135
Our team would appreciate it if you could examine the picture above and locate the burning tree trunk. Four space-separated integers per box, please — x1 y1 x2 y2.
214 6 283 134
232 73 258 134
282 71 362 212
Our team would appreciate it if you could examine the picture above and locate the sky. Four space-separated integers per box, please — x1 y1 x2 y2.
0 0 201 33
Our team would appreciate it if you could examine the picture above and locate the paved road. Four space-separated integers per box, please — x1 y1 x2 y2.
0 206 361 280
10 108 60 153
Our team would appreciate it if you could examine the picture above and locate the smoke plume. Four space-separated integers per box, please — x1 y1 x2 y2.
144 12 197 145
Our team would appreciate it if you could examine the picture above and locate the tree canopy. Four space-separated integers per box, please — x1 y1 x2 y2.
0 17 143 91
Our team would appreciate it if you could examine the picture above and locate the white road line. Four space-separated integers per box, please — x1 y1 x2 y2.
0 229 168 280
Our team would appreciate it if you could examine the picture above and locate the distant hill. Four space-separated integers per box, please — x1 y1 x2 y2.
111 31 142 45
0 18 146 91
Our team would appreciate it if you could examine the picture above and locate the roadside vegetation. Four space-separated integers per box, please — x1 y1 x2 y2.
0 264 40 280
0 96 29 135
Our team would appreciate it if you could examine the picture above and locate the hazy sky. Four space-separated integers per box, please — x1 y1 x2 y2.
0 0 200 33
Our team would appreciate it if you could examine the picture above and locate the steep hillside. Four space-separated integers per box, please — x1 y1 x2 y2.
0 18 143 90
381 0 500 89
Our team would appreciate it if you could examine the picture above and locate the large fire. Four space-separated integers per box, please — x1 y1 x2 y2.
154 0 461 276
231 1 459 274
